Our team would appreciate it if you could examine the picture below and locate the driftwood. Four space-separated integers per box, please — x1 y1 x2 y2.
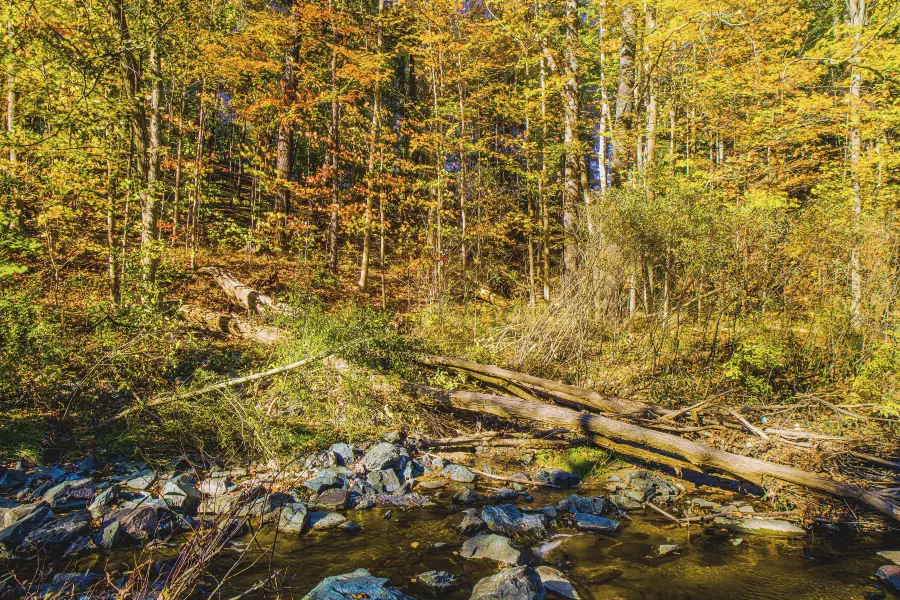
100 351 334 426
200 267 293 316
418 354 664 417
403 382 900 521
178 305 286 345
468 468 559 488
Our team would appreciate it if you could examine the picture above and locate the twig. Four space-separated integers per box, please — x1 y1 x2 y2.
764 429 848 441
225 570 281 600
815 397 897 422
656 389 732 422
644 501 683 525
850 451 900 470
680 510 796 524
468 468 560 489
727 408 769 440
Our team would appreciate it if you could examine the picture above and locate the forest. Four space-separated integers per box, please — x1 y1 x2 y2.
1 0 900 597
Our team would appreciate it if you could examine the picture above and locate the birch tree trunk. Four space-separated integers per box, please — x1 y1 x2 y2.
561 0 580 278
848 0 865 326
612 4 636 185
142 38 162 290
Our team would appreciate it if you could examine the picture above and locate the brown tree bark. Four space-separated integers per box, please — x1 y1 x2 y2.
611 4 636 185
359 0 384 289
275 6 298 251
178 305 286 345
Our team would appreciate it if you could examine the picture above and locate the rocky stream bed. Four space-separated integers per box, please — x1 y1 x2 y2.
2 433 899 599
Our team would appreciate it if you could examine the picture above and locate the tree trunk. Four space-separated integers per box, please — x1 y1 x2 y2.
561 0 580 278
611 4 636 185
275 9 298 251
326 10 341 274
190 80 207 270
178 305 286 345
200 267 294 316
360 0 384 289
848 0 865 326
107 156 120 305
142 39 162 291
405 383 900 521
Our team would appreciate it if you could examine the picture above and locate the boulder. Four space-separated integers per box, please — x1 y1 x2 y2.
95 520 122 550
328 443 355 466
481 504 546 538
876 565 900 594
23 510 92 551
0 504 53 553
557 494 606 516
368 469 403 494
877 550 900 565
303 469 348 494
534 469 580 489
237 492 295 522
314 489 349 510
308 511 348 531
609 490 644 510
42 478 96 509
442 464 476 483
88 484 120 519
161 476 201 513
0 470 26 489
278 502 309 534
402 460 425 482
711 517 805 537
573 513 620 534
105 505 158 540
3 502 51 528
362 443 409 471
62 535 96 558
417 570 456 590
460 534 529 565
535 566 579 600
123 469 156 490
417 480 446 491
470 566 545 600
460 508 485 535
199 477 232 496
301 568 414 600
623 470 680 501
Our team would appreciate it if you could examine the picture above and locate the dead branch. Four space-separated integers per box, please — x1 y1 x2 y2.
200 267 294 316
178 305 287 345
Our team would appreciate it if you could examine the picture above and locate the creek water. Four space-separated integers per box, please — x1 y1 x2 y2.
119 484 895 599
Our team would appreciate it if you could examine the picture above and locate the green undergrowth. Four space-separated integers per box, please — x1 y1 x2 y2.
534 447 613 482
0 410 50 464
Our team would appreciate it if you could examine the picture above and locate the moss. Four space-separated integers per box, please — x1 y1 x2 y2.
534 446 613 481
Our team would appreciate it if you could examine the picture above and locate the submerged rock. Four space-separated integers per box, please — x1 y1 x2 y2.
876 565 900 594
534 469 580 489
453 486 478 504
655 544 682 557
877 550 900 565
609 490 645 510
460 534 529 565
711 517 805 537
460 508 485 535
470 566 545 600
301 568 414 600
535 566 579 599
417 570 456 590
573 513 620 534
482 504 546 538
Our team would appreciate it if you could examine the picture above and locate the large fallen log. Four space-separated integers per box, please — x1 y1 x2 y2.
200 267 294 316
403 382 900 521
178 305 286 345
418 354 666 417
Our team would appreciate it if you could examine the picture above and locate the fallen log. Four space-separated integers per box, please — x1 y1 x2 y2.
200 267 294 316
99 351 335 427
403 382 900 521
418 354 665 417
178 305 286 345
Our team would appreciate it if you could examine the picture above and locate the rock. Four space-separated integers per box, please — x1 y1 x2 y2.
350 479 380 497
609 490 644 510
62 535 96 558
301 568 414 600
442 464 477 483
687 498 720 510
417 480 446 491
354 494 434 509
303 469 348 494
23 510 92 551
279 502 309 534
238 492 295 522
623 470 680 501
877 551 900 565
876 565 900 594
655 544 681 557
47 572 103 595
76 456 97 472
105 505 158 540
536 566 579 600
573 513 620 534
368 469 403 493
402 460 425 482
42 478 96 509
199 477 232 496
124 469 156 490
417 570 456 590
470 566 545 600
314 489 349 509
737 504 754 514
711 517 805 537
308 511 348 530
88 484 120 519
162 476 201 513
3 502 50 527
0 504 53 553
0 470 26 489
482 504 546 538
328 443 355 465
557 494 606 516
362 443 409 471
538 507 557 519
534 469 580 489
460 508 485 535
453 486 478 504
337 520 360 533
383 431 405 444
460 534 529 565
493 489 519 501
95 520 122 550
